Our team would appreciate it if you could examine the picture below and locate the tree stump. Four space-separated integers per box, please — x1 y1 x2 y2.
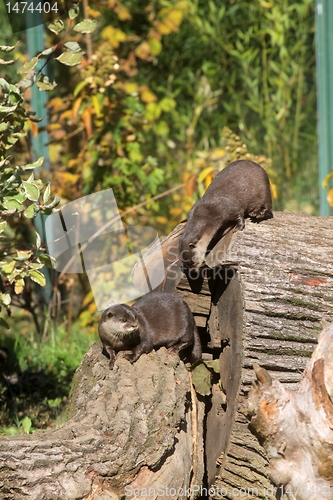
0 211 332 500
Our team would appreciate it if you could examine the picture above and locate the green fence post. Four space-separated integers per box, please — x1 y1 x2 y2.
26 14 53 298
315 0 333 216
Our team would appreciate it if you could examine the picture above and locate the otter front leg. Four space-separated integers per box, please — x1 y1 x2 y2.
125 339 154 363
103 345 116 370
234 213 245 232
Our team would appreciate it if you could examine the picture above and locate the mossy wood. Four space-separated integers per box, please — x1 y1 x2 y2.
0 212 332 499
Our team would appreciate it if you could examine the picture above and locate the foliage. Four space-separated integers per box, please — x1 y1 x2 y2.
0 314 98 434
191 358 221 396
0 7 97 328
47 0 317 232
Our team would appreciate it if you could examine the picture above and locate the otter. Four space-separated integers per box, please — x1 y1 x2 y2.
179 160 273 269
98 291 202 369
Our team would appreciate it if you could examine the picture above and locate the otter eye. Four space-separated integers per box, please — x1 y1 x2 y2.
121 318 127 322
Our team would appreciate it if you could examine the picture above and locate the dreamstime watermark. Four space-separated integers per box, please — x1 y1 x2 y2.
45 189 165 310
2 0 67 33
44 188 311 310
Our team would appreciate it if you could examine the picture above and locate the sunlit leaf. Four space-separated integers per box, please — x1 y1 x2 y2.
74 19 97 34
29 269 46 286
56 52 83 66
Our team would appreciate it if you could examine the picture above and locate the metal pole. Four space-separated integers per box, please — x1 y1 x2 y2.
26 13 53 298
315 0 333 216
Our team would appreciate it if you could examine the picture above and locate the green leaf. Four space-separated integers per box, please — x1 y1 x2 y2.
16 250 33 260
0 122 10 132
191 362 213 396
0 317 9 329
68 4 80 19
16 76 35 91
0 44 18 52
23 204 36 219
0 104 17 113
56 52 83 67
0 221 7 233
39 254 57 269
29 269 46 286
2 261 15 274
73 19 97 34
36 78 57 91
22 181 40 201
22 157 44 170
0 58 16 66
0 292 11 305
35 231 42 250
159 97 176 112
64 42 81 53
17 57 39 75
204 359 220 373
2 197 23 211
40 48 53 56
48 19 65 34
74 80 88 97
43 183 51 203
22 416 32 435
0 78 10 93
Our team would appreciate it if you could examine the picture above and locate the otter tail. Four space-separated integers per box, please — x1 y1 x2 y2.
191 324 202 362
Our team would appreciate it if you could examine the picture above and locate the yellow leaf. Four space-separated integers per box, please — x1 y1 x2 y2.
72 96 83 123
205 173 213 189
116 3 132 21
156 20 173 35
260 1 273 7
87 6 101 18
209 148 225 160
101 26 127 48
322 171 333 189
92 95 101 117
29 120 38 137
135 41 151 60
269 180 278 200
148 37 162 56
327 187 333 207
145 102 161 120
14 279 25 294
197 166 214 184
83 290 94 307
140 89 157 103
124 82 138 94
47 123 62 131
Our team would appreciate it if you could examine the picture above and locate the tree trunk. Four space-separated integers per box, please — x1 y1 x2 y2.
0 212 332 500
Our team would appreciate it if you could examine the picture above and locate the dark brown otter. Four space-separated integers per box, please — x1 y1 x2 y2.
179 160 273 269
98 291 202 369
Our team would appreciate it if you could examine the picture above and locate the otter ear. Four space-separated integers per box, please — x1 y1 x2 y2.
189 242 196 249
107 311 113 319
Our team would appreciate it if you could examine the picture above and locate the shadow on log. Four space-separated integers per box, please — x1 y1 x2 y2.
0 212 332 499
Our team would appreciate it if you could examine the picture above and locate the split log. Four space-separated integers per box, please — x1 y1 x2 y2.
247 322 333 499
0 211 332 500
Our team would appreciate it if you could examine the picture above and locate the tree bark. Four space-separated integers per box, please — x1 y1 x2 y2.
172 211 333 499
0 212 332 500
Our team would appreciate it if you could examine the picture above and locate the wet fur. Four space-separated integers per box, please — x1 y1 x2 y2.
98 291 202 369
179 160 273 268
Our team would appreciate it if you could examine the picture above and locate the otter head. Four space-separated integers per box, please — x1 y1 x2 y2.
179 239 202 270
100 304 139 339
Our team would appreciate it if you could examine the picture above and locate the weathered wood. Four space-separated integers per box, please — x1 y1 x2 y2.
0 345 205 499
172 212 333 498
247 323 333 499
